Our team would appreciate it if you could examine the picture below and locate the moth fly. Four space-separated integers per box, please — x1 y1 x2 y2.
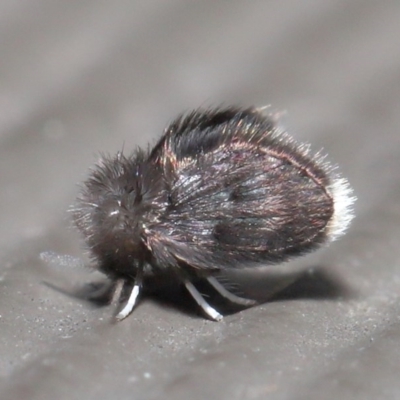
71 106 355 321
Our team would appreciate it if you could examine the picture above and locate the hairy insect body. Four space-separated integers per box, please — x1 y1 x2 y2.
72 107 355 320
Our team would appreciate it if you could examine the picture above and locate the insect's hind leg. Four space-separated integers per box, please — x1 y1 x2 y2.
184 280 223 321
206 276 257 306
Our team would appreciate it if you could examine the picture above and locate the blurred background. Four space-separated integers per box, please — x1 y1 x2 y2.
1 2 400 399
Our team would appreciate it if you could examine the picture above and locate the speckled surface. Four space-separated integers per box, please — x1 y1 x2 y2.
1 2 400 399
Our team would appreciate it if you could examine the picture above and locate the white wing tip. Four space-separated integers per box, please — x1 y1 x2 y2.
326 176 356 242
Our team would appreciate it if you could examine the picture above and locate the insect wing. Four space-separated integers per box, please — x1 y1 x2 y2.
146 108 334 270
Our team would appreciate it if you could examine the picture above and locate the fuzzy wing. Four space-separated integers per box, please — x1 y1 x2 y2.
146 107 346 271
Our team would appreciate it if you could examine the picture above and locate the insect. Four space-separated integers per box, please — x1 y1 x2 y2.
72 106 355 321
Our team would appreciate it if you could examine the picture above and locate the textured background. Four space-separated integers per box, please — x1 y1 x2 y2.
1 2 400 399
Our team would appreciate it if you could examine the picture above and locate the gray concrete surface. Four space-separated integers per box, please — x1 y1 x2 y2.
1 1 400 399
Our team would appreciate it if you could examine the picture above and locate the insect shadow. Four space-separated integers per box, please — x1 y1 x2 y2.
43 265 354 319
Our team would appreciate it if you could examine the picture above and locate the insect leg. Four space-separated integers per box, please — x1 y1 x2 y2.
206 276 257 306
184 280 223 321
110 278 125 305
116 264 144 321
82 280 116 302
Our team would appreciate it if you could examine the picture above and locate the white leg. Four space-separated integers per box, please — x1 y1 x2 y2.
115 264 144 321
116 283 141 320
206 276 257 306
184 280 223 321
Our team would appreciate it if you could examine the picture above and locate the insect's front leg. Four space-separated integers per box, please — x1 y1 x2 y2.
114 263 144 321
